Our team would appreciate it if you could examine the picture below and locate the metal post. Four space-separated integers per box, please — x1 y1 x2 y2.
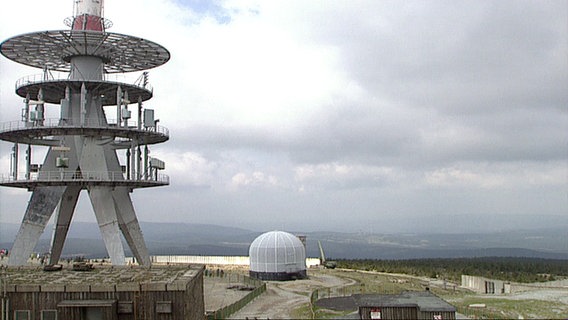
144 146 149 180
11 144 18 180
137 96 142 130
136 145 141 180
130 141 136 180
116 85 122 126
123 90 130 127
37 88 45 126
25 145 31 180
61 85 71 124
23 94 30 122
126 148 131 180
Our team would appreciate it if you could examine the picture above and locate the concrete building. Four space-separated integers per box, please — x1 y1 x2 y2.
461 275 507 294
249 231 307 281
0 0 169 266
0 265 205 320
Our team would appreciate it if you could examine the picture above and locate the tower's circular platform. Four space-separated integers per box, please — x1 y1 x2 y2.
15 78 154 106
1 30 170 73
0 120 169 146
0 171 169 190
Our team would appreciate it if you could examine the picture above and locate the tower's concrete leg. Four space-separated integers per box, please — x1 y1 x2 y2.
113 187 151 266
8 186 65 266
88 187 126 265
80 137 126 265
49 186 81 265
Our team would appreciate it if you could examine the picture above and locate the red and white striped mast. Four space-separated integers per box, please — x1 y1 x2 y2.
71 0 107 31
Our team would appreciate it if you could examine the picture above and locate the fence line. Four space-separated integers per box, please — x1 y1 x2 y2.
205 272 267 320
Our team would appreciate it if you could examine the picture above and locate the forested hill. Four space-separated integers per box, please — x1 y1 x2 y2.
1 222 567 260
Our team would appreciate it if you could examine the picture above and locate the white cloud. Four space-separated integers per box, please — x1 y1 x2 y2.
229 171 279 190
424 161 566 189
294 162 399 190
160 151 218 187
0 0 566 231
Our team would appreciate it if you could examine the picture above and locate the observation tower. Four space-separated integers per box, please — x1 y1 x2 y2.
0 0 170 266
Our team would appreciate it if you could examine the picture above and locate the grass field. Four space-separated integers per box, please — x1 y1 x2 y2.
299 269 568 319
445 295 568 319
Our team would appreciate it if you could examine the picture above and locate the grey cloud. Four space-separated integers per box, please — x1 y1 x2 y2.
1 0 566 232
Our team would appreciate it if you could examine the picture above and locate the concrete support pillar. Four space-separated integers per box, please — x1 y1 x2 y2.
80 137 126 265
8 186 65 266
89 187 126 265
49 186 81 265
113 187 151 266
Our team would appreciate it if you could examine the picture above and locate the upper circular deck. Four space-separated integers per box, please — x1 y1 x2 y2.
0 30 170 73
15 76 153 106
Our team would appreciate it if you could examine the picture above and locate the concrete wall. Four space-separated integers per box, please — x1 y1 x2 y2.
151 255 321 268
461 275 507 294
462 275 568 295
153 255 250 265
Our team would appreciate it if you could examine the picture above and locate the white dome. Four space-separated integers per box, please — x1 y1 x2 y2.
249 231 306 279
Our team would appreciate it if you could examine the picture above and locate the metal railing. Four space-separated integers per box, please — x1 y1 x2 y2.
0 118 169 137
0 171 169 185
15 72 153 93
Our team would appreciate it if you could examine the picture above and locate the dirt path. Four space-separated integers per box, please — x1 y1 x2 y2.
204 276 252 311
229 271 354 319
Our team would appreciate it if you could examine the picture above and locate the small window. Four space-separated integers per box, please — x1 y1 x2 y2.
14 310 30 320
42 310 57 320
118 301 134 314
156 301 172 314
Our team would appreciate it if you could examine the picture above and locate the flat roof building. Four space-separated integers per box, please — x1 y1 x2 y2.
0 265 205 320
357 291 456 320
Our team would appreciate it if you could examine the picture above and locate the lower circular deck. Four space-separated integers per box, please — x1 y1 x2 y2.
0 120 169 146
0 171 169 190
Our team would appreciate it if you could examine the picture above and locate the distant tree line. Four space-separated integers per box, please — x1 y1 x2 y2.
336 257 568 283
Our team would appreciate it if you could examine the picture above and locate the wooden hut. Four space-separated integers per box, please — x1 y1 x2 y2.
357 291 456 320
0 264 204 320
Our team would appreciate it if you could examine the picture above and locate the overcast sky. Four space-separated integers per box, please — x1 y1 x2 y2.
0 0 566 233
